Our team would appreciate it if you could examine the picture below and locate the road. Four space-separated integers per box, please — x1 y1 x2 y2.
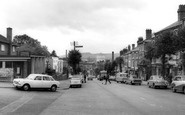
0 86 66 115
0 79 185 115
41 79 185 115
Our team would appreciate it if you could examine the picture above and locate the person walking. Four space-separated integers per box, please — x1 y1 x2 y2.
104 74 111 85
84 74 87 83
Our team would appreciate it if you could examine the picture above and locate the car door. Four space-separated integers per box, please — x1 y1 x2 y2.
43 76 52 88
31 76 43 88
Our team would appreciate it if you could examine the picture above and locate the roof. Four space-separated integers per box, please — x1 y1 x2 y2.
156 21 182 34
0 34 9 43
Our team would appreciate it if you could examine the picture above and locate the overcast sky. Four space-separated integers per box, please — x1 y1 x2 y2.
0 0 184 56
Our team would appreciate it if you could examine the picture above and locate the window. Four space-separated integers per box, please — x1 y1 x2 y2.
35 76 42 80
43 76 50 81
12 46 15 52
1 44 5 51
5 62 13 68
0 62 2 68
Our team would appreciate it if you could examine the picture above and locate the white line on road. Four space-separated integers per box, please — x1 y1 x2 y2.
0 94 34 114
140 97 146 101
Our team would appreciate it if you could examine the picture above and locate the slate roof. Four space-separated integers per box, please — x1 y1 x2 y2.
0 34 9 43
156 21 183 34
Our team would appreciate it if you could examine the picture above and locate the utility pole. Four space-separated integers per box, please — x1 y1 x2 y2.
73 41 83 50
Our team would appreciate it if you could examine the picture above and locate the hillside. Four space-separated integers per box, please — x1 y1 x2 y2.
81 52 119 62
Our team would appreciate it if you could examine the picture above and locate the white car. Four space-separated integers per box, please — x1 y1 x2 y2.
70 75 82 88
171 75 185 93
13 74 60 92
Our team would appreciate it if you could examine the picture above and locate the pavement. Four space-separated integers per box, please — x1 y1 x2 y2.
0 79 71 90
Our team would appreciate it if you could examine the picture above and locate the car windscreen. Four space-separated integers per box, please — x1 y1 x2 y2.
153 76 164 80
132 75 137 78
72 77 81 80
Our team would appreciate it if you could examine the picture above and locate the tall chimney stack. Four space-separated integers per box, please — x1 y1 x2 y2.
132 44 135 50
7 27 12 55
146 29 152 40
178 5 185 21
112 51 114 62
7 27 12 43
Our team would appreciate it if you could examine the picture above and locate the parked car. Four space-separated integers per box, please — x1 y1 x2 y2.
109 75 116 81
87 75 94 80
147 75 168 89
70 75 82 88
115 72 128 83
98 70 107 81
13 74 60 92
171 75 185 93
125 74 142 85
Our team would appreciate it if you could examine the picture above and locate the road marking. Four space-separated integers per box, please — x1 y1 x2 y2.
0 94 34 114
150 103 156 107
140 97 146 101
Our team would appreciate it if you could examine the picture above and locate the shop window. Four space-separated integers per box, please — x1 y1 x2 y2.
12 46 16 52
0 62 2 68
5 62 13 68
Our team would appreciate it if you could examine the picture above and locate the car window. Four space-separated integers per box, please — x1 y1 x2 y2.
34 76 42 80
43 76 51 81
174 77 181 81
50 77 54 81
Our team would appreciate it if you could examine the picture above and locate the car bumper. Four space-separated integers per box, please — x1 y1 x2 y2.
154 83 167 86
13 83 23 88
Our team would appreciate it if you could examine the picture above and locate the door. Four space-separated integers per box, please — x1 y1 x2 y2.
31 76 43 88
42 76 52 88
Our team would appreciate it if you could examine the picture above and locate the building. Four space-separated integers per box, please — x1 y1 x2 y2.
153 5 185 78
0 28 46 81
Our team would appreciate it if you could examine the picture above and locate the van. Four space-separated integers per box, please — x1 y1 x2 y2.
115 72 128 83
98 70 107 81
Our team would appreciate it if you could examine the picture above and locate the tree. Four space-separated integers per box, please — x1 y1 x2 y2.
13 34 41 47
68 50 82 74
115 57 123 72
50 50 58 57
13 34 50 56
176 27 185 73
154 31 177 78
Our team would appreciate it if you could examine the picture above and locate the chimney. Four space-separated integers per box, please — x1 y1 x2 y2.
132 44 135 50
7 27 12 55
128 45 131 51
7 27 12 43
112 51 114 62
178 5 185 21
146 29 152 40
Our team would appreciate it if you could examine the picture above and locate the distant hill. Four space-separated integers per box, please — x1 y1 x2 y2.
81 52 119 62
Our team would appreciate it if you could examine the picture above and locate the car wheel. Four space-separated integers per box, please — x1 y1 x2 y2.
183 87 185 94
51 85 57 92
79 85 82 88
153 83 156 89
172 87 176 93
23 84 30 91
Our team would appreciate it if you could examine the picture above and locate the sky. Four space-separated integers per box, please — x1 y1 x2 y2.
0 0 184 56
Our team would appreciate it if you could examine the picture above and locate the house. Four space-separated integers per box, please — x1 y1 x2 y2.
153 5 185 77
0 28 46 81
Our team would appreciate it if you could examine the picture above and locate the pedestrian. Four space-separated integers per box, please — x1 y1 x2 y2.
104 74 111 85
84 74 87 83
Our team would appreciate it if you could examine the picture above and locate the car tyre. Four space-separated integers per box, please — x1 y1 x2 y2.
183 87 185 94
23 84 30 91
172 87 176 93
51 85 57 92
153 83 156 89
